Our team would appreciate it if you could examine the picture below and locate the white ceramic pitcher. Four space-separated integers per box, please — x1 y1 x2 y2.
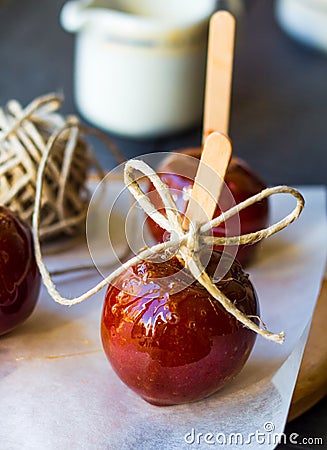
61 0 218 138
276 0 327 53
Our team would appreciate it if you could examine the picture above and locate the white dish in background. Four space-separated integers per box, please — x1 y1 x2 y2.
61 0 218 138
276 0 327 53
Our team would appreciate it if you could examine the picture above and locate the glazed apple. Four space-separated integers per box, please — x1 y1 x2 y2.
0 206 41 335
147 148 269 266
101 251 258 405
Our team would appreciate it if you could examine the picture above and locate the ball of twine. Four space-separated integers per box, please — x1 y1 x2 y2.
0 93 122 240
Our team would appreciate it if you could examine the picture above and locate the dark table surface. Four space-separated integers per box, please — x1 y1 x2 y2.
0 0 326 448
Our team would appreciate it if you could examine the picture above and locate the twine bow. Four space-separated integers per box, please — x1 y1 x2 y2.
33 159 305 344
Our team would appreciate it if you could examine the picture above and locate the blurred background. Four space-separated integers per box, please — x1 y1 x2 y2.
0 0 326 186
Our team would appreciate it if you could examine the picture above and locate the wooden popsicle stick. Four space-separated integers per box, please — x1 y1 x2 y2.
184 13 235 228
183 132 232 228
202 11 236 143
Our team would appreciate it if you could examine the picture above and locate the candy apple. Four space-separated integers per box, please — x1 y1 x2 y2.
101 251 258 405
147 148 269 266
0 206 41 335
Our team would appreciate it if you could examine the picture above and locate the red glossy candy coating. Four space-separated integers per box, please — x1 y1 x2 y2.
101 251 258 405
0 206 41 335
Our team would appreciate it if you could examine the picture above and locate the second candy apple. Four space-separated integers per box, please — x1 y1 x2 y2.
147 148 269 266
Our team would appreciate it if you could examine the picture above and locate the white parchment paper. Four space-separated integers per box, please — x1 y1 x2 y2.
0 185 326 450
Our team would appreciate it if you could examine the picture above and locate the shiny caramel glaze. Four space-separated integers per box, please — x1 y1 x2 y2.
102 251 258 405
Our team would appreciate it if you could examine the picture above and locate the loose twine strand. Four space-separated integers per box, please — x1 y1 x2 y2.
33 158 305 344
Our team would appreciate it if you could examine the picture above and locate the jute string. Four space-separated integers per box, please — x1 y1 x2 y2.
0 93 124 239
33 158 305 344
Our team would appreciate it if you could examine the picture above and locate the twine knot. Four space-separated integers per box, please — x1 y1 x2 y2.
33 158 305 344
186 221 202 257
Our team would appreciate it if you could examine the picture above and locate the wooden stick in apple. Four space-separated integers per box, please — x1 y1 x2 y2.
183 131 232 228
202 10 235 142
147 11 268 267
185 11 235 227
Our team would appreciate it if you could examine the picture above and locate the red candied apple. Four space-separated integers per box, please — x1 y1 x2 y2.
147 148 269 266
0 206 41 335
101 251 258 405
